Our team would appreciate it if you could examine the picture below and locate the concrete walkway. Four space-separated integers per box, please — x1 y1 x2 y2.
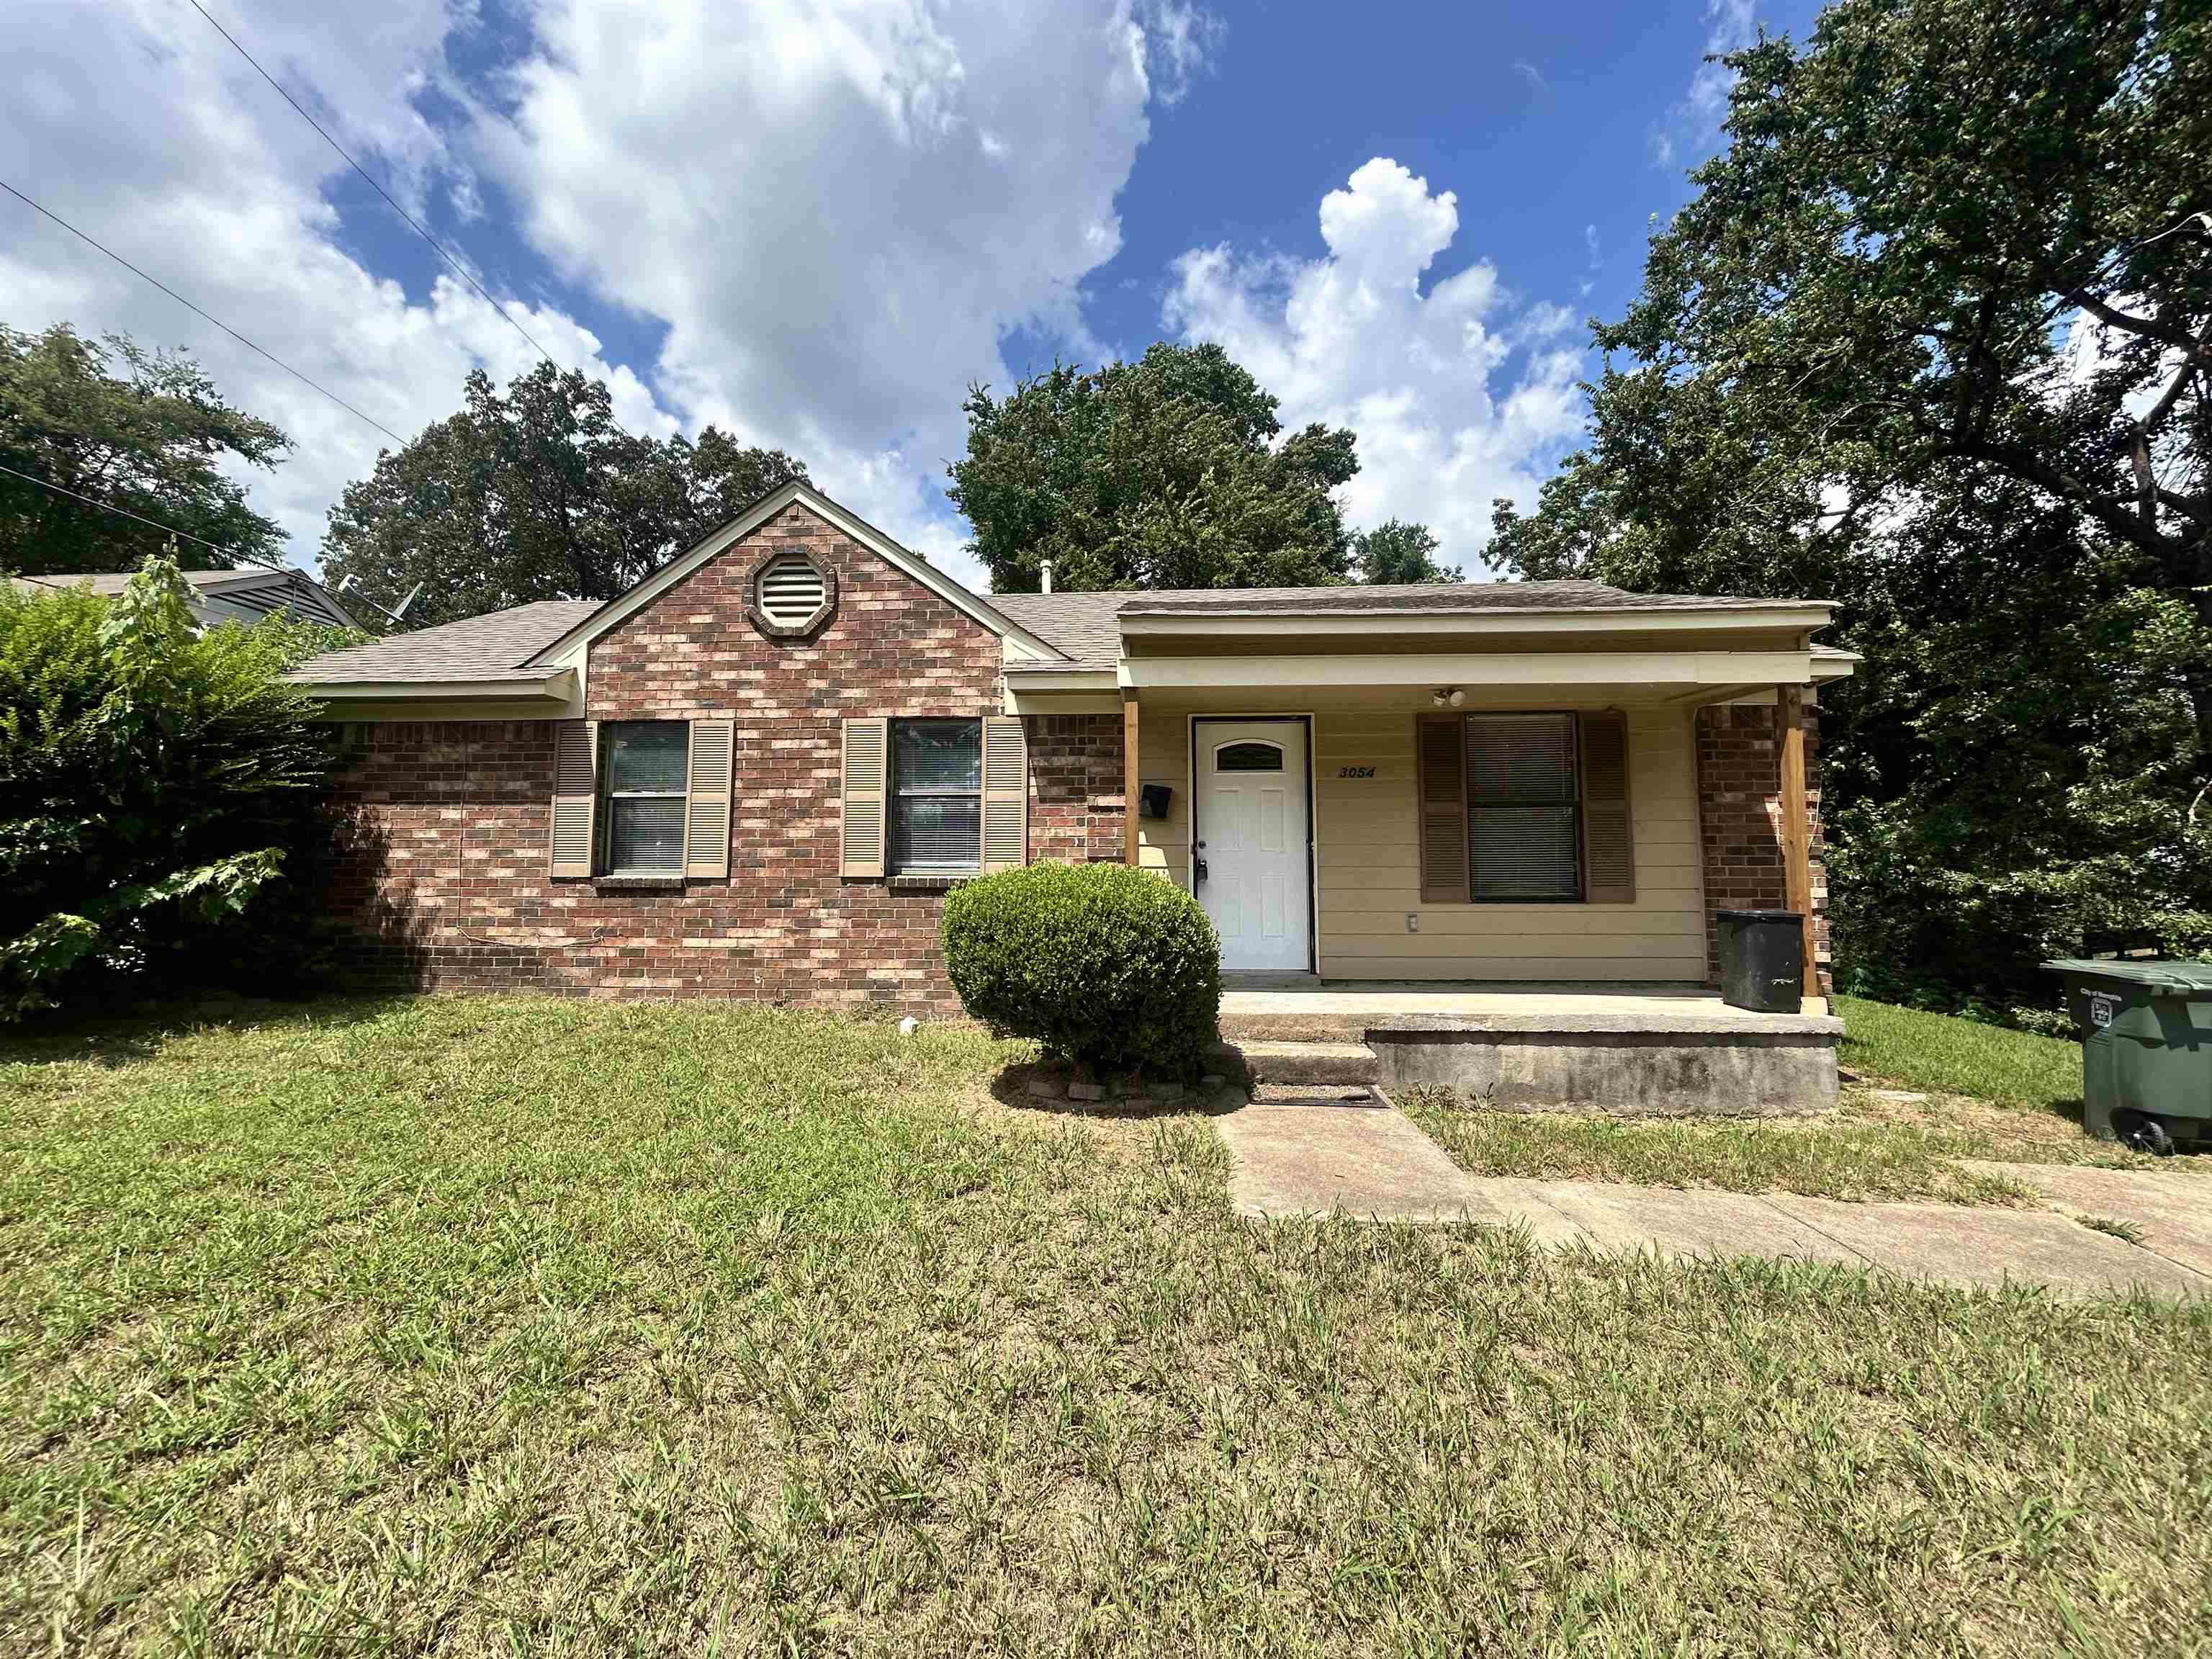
1215 1089 2211 1298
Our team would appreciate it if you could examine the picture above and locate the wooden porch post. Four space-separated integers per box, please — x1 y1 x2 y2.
1776 684 1819 1002
1122 686 1141 866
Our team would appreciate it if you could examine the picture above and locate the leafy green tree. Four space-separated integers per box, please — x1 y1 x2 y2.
0 557 336 1014
1489 0 2212 1017
1354 518 1458 584
322 364 808 627
947 342 1360 592
0 323 290 575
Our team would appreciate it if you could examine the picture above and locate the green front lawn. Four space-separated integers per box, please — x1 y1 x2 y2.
1834 994 2084 1110
5 996 2211 1655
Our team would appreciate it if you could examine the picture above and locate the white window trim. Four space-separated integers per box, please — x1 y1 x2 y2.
599 719 691 878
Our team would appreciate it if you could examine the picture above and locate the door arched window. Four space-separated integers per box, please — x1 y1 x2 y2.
1213 741 1284 773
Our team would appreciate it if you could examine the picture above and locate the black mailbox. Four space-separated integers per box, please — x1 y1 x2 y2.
1138 783 1172 819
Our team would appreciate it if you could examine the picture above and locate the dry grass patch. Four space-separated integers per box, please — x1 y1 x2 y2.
4 994 2210 1656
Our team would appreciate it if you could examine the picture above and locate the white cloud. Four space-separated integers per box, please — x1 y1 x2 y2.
1 0 569 566
3 0 1216 592
1650 0 1760 169
471 0 1215 588
1161 158 1586 575
1513 60 1547 94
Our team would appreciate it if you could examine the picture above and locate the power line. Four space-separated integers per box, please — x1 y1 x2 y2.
0 179 408 447
0 459 267 563
186 0 613 418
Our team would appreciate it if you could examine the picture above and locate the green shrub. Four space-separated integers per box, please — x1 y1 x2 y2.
941 861 1220 1076
0 557 338 1016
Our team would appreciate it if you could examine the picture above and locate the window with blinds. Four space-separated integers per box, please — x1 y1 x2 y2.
1462 712 1582 901
890 719 982 872
599 721 690 876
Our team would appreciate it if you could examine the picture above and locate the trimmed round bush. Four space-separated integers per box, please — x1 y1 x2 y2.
941 861 1220 1077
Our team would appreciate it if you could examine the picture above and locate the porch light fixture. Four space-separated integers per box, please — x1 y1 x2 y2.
1431 688 1465 707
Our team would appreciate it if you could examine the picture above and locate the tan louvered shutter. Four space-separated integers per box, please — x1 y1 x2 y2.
840 718 888 878
1415 714 1469 903
685 719 734 878
549 719 598 878
1580 709 1636 903
981 715 1028 873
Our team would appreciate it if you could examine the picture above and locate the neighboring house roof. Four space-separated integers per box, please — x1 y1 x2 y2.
994 581 1830 672
290 600 598 685
10 565 364 631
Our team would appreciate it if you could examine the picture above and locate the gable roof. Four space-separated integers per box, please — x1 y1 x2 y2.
289 601 598 685
521 479 1069 668
13 565 364 631
993 581 1831 673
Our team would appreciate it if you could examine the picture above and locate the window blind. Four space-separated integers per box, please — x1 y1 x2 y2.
1463 713 1581 901
601 721 689 876
891 719 982 871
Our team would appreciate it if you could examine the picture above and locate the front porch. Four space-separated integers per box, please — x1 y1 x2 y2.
1216 979 1842 1118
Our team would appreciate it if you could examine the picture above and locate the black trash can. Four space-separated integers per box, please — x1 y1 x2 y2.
1717 909 1805 1013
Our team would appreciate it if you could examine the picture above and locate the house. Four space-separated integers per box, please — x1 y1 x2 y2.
291 480 1853 1017
11 564 364 631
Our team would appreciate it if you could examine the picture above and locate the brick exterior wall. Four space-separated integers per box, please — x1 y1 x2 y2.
1028 714 1127 863
320 504 1125 1009
1694 703 1830 993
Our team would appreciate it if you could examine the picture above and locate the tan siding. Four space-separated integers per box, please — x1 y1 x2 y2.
1136 712 1192 886
1310 701 1706 981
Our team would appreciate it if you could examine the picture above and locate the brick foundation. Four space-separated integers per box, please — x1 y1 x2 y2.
319 504 1125 1010
1694 703 1830 993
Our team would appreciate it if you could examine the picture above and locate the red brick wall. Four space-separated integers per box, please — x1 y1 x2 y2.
1695 703 1830 992
1028 713 1127 863
319 503 1125 1009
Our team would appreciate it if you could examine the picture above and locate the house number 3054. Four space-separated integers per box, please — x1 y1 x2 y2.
1337 765 1376 779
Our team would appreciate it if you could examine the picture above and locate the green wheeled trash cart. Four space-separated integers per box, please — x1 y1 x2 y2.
2042 958 2212 1155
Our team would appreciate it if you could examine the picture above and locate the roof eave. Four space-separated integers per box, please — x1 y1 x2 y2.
1116 604 1835 636
287 667 578 703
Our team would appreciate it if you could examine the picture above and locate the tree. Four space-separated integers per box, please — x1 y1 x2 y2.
946 342 1360 592
0 557 337 1014
322 364 807 627
0 323 290 575
1354 518 1458 584
1488 0 2212 1017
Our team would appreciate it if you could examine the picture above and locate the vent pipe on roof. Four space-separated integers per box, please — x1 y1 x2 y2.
1040 559 1053 594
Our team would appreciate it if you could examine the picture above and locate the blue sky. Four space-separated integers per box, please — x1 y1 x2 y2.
4 0 1822 590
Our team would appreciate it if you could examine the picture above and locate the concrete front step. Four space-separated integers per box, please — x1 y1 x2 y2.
1221 1039 1381 1088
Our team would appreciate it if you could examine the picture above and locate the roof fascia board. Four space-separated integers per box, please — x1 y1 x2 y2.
1001 668 1116 693
1118 650 1815 690
1117 606 1833 637
289 667 577 703
523 482 1069 667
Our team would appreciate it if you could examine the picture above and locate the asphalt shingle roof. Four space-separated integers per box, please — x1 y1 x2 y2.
290 578 1821 685
994 581 1807 671
289 600 600 685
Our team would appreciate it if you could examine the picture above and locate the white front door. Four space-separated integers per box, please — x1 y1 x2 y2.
1195 720 1310 972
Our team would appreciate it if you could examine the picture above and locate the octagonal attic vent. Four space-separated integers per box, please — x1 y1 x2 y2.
747 549 836 639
